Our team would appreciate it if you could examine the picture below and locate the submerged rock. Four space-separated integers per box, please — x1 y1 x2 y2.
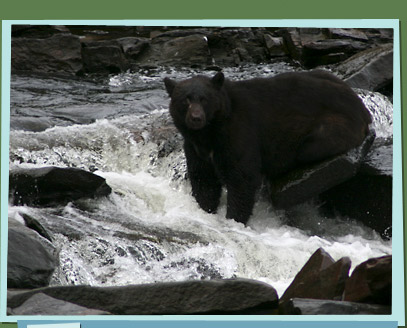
9 166 112 206
7 278 279 315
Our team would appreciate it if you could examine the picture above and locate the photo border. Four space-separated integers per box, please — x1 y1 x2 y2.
0 18 404 328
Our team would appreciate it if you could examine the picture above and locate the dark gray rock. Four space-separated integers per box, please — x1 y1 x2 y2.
328 28 369 41
263 34 287 57
137 34 211 67
9 166 112 206
270 128 375 209
116 37 150 60
8 219 58 288
301 39 369 68
281 248 351 303
12 25 71 38
11 293 111 315
207 28 268 66
343 255 391 305
280 298 391 315
7 278 279 315
81 39 128 74
11 34 83 75
319 138 392 238
336 44 393 92
20 212 53 242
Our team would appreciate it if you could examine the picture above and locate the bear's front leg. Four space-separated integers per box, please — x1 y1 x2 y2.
184 140 222 214
225 169 262 225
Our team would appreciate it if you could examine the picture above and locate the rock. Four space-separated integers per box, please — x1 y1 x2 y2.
336 44 393 93
9 166 112 206
116 37 150 60
319 139 392 238
11 34 83 75
301 39 369 68
8 219 58 288
12 25 71 38
270 128 375 209
328 28 369 41
281 248 351 303
11 293 111 315
81 40 128 74
280 298 391 315
343 255 391 305
263 34 287 57
20 212 53 242
7 278 279 315
207 28 268 66
137 34 211 67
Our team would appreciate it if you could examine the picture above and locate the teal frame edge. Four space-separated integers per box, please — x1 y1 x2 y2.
0 18 404 327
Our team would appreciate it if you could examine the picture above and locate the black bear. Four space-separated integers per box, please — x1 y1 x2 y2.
164 70 372 225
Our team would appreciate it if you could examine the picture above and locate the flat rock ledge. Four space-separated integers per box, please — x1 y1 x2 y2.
8 279 279 315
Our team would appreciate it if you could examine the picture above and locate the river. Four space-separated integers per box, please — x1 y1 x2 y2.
8 63 393 297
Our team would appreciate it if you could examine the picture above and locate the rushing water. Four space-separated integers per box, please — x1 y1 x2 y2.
8 64 393 297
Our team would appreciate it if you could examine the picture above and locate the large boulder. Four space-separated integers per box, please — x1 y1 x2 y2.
9 166 112 206
136 33 211 67
11 33 83 75
81 39 129 74
8 219 58 288
7 278 279 315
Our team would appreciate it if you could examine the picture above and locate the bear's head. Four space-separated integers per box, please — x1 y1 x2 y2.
164 72 226 131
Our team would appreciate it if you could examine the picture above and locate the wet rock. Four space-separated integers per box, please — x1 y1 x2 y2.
20 212 53 242
11 34 83 75
8 219 58 288
336 44 393 93
9 166 112 206
7 278 279 315
319 139 392 238
281 248 351 303
343 255 391 305
270 128 375 209
81 40 129 74
280 298 391 315
11 293 111 315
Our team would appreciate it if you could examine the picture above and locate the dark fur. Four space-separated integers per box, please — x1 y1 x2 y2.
164 70 372 224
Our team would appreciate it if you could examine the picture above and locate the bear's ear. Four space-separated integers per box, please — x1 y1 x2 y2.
164 78 177 97
211 72 224 89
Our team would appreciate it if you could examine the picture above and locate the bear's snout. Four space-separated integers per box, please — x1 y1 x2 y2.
186 103 206 130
